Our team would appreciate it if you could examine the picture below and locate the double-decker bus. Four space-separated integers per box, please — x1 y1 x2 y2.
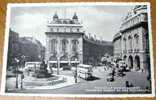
77 64 93 79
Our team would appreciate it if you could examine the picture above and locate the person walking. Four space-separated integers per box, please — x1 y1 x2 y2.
20 73 24 89
74 70 77 83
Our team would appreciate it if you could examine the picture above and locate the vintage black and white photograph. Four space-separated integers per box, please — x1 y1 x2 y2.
1 2 155 97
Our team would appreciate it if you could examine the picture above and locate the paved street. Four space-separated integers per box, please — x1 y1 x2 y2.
6 66 151 94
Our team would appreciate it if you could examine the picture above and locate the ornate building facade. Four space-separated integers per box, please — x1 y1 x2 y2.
113 5 150 72
45 13 113 73
45 13 84 73
113 32 122 59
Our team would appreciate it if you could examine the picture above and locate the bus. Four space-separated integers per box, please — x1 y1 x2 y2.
24 62 41 72
77 64 93 79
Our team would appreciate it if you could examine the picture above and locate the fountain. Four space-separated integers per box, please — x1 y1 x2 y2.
35 60 52 78
23 59 67 89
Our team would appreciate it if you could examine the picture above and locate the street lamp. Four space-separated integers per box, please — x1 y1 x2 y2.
21 55 26 69
57 57 60 75
74 58 78 83
20 55 25 89
15 57 19 89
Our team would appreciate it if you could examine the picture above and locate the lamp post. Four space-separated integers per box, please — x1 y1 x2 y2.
20 55 25 89
57 57 60 75
74 58 78 83
15 58 19 89
21 55 26 70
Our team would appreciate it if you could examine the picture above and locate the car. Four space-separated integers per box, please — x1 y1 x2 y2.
108 68 116 76
106 75 114 82
63 65 71 70
116 68 125 77
118 61 127 71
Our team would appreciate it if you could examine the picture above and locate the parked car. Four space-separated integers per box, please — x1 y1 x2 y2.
116 68 125 77
63 65 71 70
118 61 127 71
106 74 114 82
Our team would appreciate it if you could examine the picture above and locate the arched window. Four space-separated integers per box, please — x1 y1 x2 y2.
123 37 127 51
134 55 140 70
70 28 73 32
50 28 53 32
145 33 149 52
57 28 59 32
62 39 68 52
128 36 132 50
64 27 66 32
72 39 79 52
134 34 139 48
77 28 80 32
50 39 57 53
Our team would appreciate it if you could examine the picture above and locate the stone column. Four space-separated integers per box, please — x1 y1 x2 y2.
68 39 71 66
57 38 60 75
57 58 60 75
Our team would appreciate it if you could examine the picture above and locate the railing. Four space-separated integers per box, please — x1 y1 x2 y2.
123 50 127 53
120 13 147 32
134 49 140 53
128 49 133 53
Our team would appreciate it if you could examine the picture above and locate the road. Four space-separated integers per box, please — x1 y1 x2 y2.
6 66 151 94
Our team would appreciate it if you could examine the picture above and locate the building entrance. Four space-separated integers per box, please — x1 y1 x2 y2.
128 56 133 70
134 56 140 71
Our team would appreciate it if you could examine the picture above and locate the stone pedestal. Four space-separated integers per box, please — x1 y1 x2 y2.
36 60 51 78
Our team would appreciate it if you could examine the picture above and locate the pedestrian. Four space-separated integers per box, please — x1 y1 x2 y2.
74 70 77 83
125 81 130 87
21 73 24 89
104 66 106 71
112 68 115 76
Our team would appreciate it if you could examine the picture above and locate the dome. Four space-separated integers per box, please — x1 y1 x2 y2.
72 13 78 19
53 12 58 19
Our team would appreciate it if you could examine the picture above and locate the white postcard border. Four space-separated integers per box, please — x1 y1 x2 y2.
1 2 155 97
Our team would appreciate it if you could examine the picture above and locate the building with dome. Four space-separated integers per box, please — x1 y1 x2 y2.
113 5 150 72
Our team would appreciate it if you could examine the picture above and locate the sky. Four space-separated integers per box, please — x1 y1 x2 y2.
10 4 134 46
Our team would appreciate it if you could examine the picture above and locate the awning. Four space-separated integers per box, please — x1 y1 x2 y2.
60 61 69 63
48 60 80 63
48 61 57 63
70 61 80 63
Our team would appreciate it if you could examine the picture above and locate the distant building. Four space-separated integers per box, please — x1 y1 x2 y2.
113 5 150 72
83 35 113 66
19 37 44 62
7 29 19 67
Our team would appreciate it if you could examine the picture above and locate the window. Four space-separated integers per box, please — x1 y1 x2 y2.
63 20 67 24
57 28 59 32
145 33 149 52
123 37 127 50
134 34 139 49
134 34 139 44
70 28 73 32
62 39 68 52
50 28 53 32
124 40 126 50
50 39 57 53
128 36 132 50
72 40 79 52
77 28 80 32
64 27 66 32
